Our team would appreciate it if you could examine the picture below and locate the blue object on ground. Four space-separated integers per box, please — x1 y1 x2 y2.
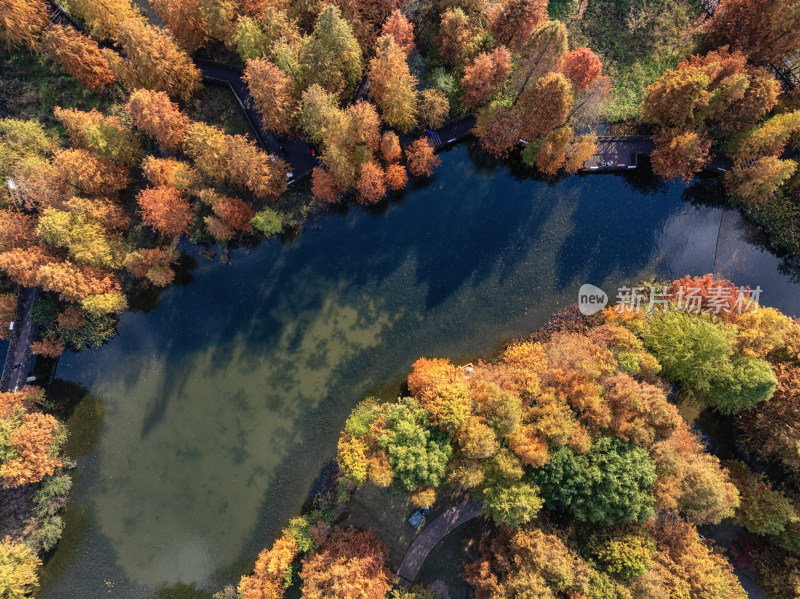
408 508 429 528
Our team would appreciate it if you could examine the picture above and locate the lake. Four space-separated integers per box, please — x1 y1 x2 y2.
39 142 800 597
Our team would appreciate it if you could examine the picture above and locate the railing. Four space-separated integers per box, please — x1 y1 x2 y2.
0 286 24 392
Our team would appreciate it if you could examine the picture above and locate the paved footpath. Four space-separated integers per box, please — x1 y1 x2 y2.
397 498 483 586
1 287 40 392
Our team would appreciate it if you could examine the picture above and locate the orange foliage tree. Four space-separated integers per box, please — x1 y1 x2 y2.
380 9 415 56
0 0 49 51
299 527 392 599
380 131 402 163
53 149 130 196
405 138 441 177
127 89 191 151
461 47 512 110
516 72 573 139
43 25 115 93
137 187 193 237
356 161 387 204
243 59 298 136
1 409 64 488
651 129 712 183
212 195 255 232
113 20 202 101
436 8 471 67
311 167 339 202
31 337 66 358
489 0 548 48
385 163 408 190
238 532 298 599
368 36 418 132
148 0 210 51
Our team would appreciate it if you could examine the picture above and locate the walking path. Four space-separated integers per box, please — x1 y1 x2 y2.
396 498 482 586
0 287 40 393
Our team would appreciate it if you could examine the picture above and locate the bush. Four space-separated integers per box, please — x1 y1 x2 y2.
251 207 284 238
479 480 543 527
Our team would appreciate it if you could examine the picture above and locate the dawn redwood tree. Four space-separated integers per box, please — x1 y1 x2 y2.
299 527 392 599
380 131 402 162
474 105 522 158
0 0 49 50
723 157 797 205
516 72 573 139
512 21 568 102
368 35 418 132
1 411 64 488
53 149 130 197
347 101 382 151
148 0 210 51
226 134 288 200
243 59 298 136
385 163 408 190
142 157 197 190
43 25 115 93
126 89 191 151
651 129 712 182
356 162 387 204
405 138 441 177
297 84 340 146
67 0 143 39
489 0 548 48
418 88 449 129
300 5 363 99
706 0 800 65
212 195 254 232
311 166 339 202
461 46 512 109
31 337 66 358
381 9 415 55
54 107 142 166
436 8 471 67
113 20 202 101
561 47 602 93
237 532 298 599
731 111 800 162
137 187 193 237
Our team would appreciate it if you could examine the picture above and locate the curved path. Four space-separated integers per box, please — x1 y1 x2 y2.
396 498 483 586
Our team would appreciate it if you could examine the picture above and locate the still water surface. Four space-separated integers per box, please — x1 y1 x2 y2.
40 144 800 597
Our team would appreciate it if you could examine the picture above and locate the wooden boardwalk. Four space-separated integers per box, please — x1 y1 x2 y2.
580 135 655 172
396 498 482 586
0 287 40 392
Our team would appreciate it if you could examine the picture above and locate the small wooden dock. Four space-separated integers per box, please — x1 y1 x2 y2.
581 135 655 172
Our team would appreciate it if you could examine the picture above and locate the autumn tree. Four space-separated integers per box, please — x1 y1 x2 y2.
123 247 178 287
299 528 392 599
212 195 255 232
311 166 339 202
724 459 797 537
0 0 51 50
562 47 602 93
53 149 130 196
300 5 363 99
37 207 126 269
54 107 142 166
436 8 472 67
137 187 193 237
516 72 573 139
43 25 115 93
148 0 209 51
418 89 449 130
405 138 441 177
724 157 797 205
368 35 418 132
730 111 800 162
0 538 41 599
380 131 402 162
381 9 415 56
226 134 289 199
31 337 66 358
651 129 712 182
385 163 408 190
243 58 298 136
347 101 381 151
706 0 800 64
184 122 230 181
473 105 522 158
1 409 65 488
238 532 298 599
461 47 512 110
113 20 202 101
357 161 387 204
126 89 191 151
297 84 341 146
512 20 568 101
650 425 739 524
67 0 143 39
489 0 547 48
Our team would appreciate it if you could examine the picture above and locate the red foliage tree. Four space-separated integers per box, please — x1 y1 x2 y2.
311 167 339 202
385 163 408 190
561 47 602 93
489 0 548 48
380 9 415 56
212 195 255 232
